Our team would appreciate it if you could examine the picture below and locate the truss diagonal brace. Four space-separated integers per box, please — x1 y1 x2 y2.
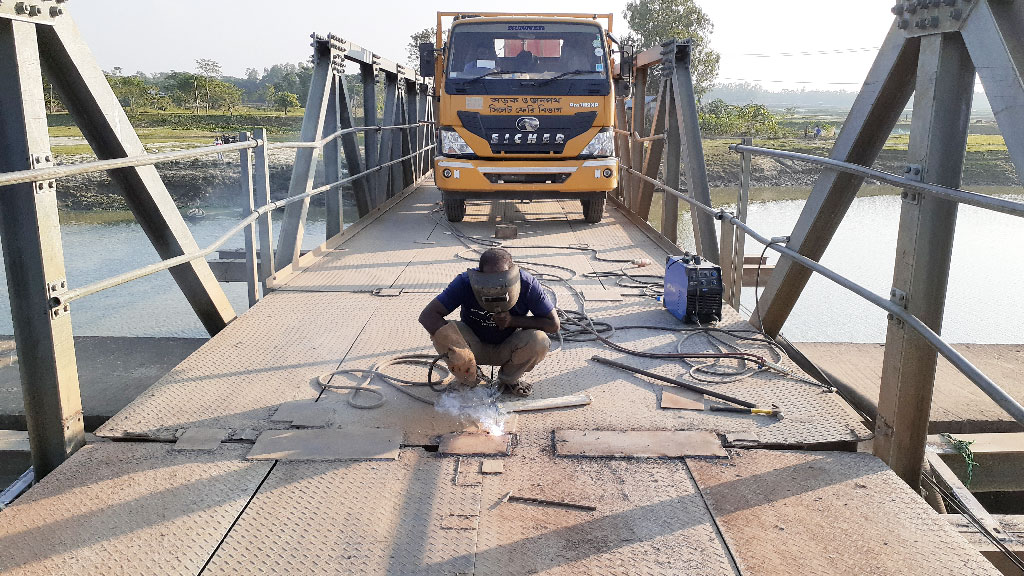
38 15 235 335
753 24 920 336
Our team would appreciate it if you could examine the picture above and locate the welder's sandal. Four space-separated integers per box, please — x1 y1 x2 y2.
500 379 532 397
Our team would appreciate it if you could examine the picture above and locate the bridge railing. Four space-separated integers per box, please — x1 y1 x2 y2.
616 155 1024 427
0 125 436 309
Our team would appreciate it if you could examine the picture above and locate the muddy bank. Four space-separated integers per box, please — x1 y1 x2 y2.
705 147 1021 188
54 148 349 211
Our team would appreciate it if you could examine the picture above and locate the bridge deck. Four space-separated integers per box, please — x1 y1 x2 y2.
0 180 999 575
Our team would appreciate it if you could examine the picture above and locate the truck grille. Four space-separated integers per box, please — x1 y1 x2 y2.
458 111 598 154
483 173 571 184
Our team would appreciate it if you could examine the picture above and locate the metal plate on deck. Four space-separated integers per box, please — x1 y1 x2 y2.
0 443 271 576
95 292 382 440
203 450 481 575
474 439 736 575
688 450 1002 576
554 430 727 458
247 428 402 461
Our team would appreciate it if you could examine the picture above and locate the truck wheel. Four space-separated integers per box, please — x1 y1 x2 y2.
581 195 605 223
444 196 466 222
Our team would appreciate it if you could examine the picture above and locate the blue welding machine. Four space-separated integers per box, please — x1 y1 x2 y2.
663 253 723 323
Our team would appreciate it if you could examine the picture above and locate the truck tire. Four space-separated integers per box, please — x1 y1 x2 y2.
581 195 605 223
444 196 466 222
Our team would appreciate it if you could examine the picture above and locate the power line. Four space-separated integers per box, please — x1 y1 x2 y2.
721 47 880 58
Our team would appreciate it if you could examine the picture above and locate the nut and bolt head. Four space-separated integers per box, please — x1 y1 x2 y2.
950 7 963 19
898 18 911 29
49 6 62 16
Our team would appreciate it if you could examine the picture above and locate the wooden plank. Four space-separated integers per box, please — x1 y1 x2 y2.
742 263 774 287
247 429 401 461
173 428 229 451
438 432 511 456
660 387 704 410
0 429 30 453
554 430 727 458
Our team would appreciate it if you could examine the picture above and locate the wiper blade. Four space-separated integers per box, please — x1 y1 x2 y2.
462 69 528 84
532 70 595 86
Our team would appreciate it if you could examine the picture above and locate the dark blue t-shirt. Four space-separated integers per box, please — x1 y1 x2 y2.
437 268 555 345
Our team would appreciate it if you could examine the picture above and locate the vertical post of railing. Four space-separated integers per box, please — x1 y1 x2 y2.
0 19 84 477
361 63 380 209
324 76 344 239
733 137 752 310
720 217 736 309
662 87 680 244
252 128 275 289
629 67 648 211
613 81 630 204
238 132 259 308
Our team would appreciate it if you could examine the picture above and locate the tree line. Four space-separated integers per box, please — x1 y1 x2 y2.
44 58 316 116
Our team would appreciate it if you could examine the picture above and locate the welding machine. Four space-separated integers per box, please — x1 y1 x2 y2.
663 252 723 323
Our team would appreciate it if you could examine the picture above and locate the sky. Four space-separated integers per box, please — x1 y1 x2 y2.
71 0 898 91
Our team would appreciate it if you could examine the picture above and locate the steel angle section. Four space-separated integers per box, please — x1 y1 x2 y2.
0 1 66 25
326 33 423 83
894 0 981 38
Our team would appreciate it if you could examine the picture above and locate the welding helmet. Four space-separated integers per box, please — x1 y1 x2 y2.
467 265 521 313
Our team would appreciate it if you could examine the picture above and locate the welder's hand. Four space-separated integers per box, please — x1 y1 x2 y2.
446 346 478 385
492 312 513 330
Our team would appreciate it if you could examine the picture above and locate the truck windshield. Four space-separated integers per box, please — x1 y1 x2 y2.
447 21 608 82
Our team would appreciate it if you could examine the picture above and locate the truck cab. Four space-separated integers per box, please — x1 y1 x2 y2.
423 13 619 223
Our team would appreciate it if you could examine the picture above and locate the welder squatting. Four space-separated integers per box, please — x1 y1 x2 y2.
419 248 560 397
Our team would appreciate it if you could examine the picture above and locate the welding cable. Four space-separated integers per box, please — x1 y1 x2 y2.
318 354 454 408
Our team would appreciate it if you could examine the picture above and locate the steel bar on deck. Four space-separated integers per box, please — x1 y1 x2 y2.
238 132 260 307
40 16 236 335
621 165 1024 426
60 143 435 305
252 128 275 288
874 33 974 490
752 25 919 338
0 19 84 477
324 77 344 239
730 144 1024 219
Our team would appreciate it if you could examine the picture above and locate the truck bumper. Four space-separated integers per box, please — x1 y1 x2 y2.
434 157 618 199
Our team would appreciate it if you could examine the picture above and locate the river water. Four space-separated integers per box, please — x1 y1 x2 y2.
0 193 1021 342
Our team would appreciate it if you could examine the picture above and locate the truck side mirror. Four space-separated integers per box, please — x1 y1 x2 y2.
619 48 634 83
419 43 436 78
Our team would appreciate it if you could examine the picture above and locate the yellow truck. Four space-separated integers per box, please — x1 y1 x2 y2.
420 12 619 223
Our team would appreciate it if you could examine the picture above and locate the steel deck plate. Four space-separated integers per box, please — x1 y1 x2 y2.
688 450 1002 576
95 292 383 439
0 443 271 576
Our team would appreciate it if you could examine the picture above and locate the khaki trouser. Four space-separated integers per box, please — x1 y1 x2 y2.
443 321 550 384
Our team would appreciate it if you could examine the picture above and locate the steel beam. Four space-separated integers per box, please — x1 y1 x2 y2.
669 41 717 262
237 132 260 308
38 16 235 335
324 76 344 239
732 137 753 310
754 24 920 336
337 75 371 217
377 72 399 202
636 79 667 219
961 0 1024 180
613 85 630 203
0 19 84 478
362 64 380 208
416 89 429 177
389 85 404 197
402 81 417 187
628 67 648 210
276 41 334 270
252 128 275 288
661 85 680 243
874 33 975 491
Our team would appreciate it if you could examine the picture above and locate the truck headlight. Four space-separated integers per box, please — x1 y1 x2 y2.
581 128 615 157
440 128 474 156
